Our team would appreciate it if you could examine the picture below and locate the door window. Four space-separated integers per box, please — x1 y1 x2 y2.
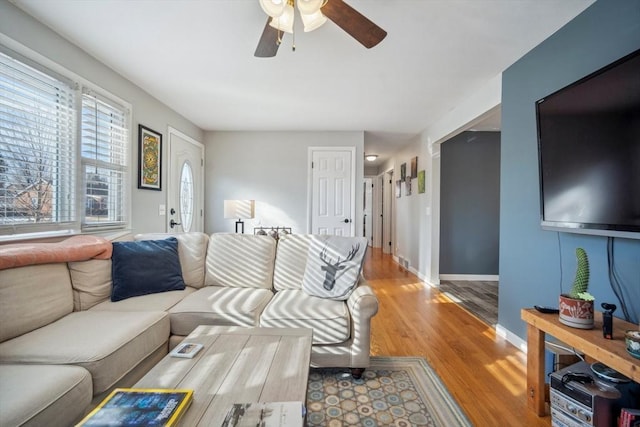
179 161 193 232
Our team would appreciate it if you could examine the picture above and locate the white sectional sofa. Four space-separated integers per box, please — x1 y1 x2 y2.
0 232 378 427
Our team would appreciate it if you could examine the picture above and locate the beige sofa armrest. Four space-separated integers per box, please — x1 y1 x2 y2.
347 281 379 319
344 278 379 369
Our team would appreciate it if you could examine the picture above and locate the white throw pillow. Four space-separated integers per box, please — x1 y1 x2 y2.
302 236 367 300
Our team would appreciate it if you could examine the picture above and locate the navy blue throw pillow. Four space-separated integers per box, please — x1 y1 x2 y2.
111 237 186 302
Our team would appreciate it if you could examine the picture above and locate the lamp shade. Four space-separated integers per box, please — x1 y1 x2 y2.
297 0 323 15
259 0 286 18
301 10 327 32
268 3 294 33
224 200 255 219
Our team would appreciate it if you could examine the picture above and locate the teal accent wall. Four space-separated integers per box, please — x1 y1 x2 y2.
499 0 640 338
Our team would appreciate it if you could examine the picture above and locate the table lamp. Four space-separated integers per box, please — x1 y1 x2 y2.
224 200 255 234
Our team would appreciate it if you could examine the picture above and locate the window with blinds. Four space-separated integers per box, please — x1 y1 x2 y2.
0 50 77 234
81 91 128 228
0 46 130 238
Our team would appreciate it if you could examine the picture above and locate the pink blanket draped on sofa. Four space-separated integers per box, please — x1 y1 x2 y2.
0 235 113 270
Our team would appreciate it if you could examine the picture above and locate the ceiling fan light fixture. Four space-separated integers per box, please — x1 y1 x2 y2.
296 0 323 15
268 3 294 33
301 10 327 32
259 0 286 18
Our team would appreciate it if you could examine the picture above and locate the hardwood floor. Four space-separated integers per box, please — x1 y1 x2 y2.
363 248 551 426
439 280 499 326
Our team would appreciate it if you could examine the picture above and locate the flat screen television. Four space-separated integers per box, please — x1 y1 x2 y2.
536 48 640 239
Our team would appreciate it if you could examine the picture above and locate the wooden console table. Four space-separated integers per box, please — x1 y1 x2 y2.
521 308 640 416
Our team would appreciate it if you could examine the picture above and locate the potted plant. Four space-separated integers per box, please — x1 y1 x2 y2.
559 248 595 329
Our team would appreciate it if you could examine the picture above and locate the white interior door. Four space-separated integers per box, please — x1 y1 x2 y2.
372 174 384 248
167 128 204 233
310 148 355 236
363 178 373 246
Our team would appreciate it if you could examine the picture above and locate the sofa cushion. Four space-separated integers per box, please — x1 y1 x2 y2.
0 263 73 343
68 258 112 311
0 364 92 427
135 232 209 289
111 238 186 302
302 236 367 300
169 286 273 335
90 287 196 312
273 234 313 291
260 289 351 345
205 234 276 289
0 310 170 394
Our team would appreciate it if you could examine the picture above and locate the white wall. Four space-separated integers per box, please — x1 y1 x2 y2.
0 2 204 235
204 131 365 236
382 75 501 285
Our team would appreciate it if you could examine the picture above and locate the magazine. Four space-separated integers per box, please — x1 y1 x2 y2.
169 342 204 358
221 401 304 427
76 388 193 427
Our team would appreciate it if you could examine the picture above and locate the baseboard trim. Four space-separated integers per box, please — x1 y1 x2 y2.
496 324 527 353
391 257 437 288
439 274 499 281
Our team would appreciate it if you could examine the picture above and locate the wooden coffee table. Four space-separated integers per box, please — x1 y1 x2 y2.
134 326 312 426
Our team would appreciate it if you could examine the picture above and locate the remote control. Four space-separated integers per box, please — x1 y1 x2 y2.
534 305 559 314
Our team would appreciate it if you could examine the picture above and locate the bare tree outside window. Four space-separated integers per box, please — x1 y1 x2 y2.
0 49 75 229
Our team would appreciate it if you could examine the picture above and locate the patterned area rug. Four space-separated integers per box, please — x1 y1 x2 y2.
306 357 471 426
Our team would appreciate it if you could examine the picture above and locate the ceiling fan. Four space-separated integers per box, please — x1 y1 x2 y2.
255 0 387 58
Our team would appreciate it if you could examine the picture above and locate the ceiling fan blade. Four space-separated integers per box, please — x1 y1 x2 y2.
254 17 281 58
322 0 387 49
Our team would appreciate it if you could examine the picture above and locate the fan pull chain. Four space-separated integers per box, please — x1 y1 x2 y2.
291 0 296 51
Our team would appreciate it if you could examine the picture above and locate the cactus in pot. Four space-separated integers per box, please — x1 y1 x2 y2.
559 248 595 329
568 247 594 301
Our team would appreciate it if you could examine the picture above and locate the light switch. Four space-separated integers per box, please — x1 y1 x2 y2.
159 204 166 216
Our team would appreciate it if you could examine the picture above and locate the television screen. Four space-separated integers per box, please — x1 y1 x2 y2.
536 48 640 239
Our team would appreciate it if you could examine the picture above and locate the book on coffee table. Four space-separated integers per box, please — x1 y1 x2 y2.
75 388 193 427
221 401 305 427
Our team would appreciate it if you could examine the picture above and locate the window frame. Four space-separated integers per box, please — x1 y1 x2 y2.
80 89 130 231
0 39 132 241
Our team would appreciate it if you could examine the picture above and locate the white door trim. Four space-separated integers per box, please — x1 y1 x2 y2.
307 146 356 235
166 127 205 232
383 168 394 254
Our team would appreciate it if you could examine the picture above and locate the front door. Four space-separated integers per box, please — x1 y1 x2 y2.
167 127 204 232
309 148 355 236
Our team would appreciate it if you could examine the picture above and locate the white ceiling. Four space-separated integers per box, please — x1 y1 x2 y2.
12 0 593 161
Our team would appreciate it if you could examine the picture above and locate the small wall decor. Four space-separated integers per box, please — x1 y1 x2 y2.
395 180 402 198
418 170 426 194
400 163 407 180
405 177 412 196
411 156 418 178
138 125 162 190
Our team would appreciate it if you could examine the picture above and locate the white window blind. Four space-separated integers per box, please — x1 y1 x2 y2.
81 90 128 228
0 49 77 234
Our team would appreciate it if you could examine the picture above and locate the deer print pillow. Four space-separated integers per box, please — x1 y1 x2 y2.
302 236 368 300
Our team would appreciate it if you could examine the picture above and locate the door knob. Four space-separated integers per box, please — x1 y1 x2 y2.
170 219 181 228
343 218 351 223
